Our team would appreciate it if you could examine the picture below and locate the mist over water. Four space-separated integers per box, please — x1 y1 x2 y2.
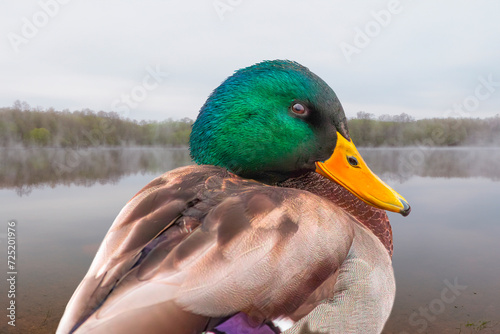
1 147 499 333
2 147 500 194
359 147 500 182
0 147 193 195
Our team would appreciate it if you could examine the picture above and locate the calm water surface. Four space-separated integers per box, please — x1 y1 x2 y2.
1 147 499 334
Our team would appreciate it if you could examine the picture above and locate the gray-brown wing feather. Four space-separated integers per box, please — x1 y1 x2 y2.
57 165 361 333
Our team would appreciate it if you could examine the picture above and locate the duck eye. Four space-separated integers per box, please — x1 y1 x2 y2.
347 156 359 167
291 103 306 115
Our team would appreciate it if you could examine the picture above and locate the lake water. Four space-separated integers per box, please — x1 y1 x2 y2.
1 147 499 334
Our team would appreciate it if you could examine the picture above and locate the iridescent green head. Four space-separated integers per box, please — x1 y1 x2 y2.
190 60 350 180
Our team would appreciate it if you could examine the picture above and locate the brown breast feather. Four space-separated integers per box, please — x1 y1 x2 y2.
278 172 393 257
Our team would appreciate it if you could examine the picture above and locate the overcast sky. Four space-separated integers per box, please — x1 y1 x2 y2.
1 0 499 121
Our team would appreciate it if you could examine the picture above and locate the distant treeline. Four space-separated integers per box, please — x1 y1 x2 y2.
1 102 499 147
0 101 192 147
349 112 500 146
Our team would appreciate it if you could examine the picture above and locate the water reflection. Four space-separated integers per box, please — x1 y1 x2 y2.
2 147 499 197
0 147 193 195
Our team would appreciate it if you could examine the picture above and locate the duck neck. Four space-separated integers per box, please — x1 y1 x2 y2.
277 172 393 257
242 169 313 185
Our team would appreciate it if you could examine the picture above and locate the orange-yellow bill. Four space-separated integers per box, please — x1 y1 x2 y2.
316 132 411 216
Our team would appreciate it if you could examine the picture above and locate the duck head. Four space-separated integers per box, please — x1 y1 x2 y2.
190 60 410 216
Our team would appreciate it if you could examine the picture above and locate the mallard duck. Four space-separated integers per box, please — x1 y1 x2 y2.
57 60 410 334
